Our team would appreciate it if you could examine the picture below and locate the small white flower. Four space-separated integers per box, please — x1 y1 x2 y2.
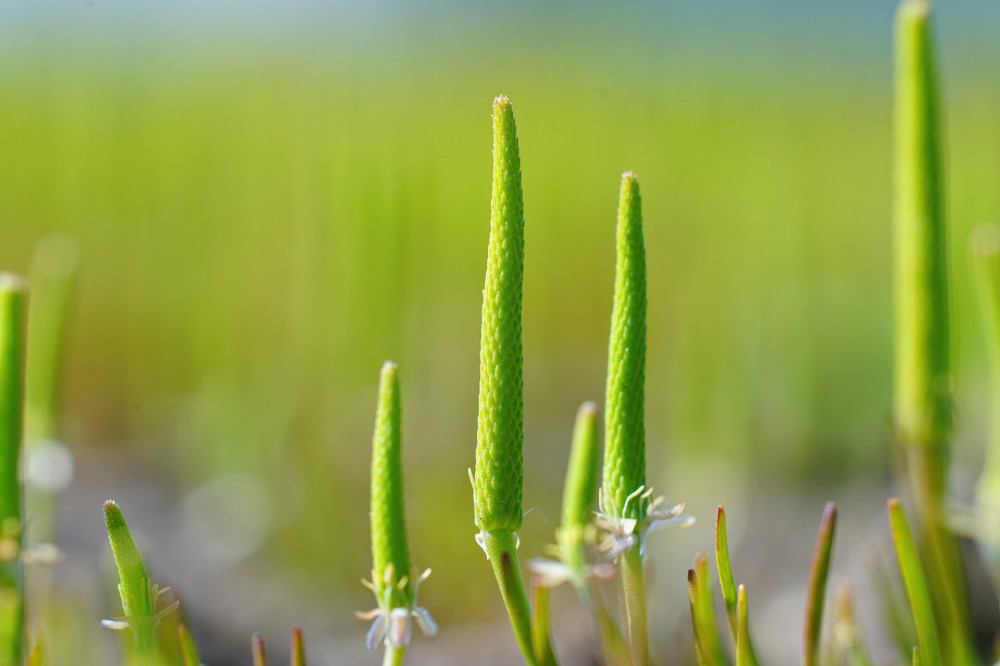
101 583 179 632
356 565 437 651
594 485 694 561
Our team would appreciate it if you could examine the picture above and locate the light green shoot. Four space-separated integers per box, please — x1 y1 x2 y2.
0 274 26 666
357 362 436 665
471 95 536 665
102 500 178 654
715 506 738 639
735 585 760 666
833 586 875 666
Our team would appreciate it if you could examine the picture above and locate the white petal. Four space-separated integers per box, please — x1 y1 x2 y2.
389 608 412 648
366 615 387 652
101 618 130 631
413 606 438 638
609 535 637 561
620 518 638 535
526 558 574 588
644 514 695 537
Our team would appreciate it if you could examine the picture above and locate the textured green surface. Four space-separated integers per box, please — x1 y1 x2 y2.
474 96 526 534
893 0 949 453
603 172 647 521
370 361 412 608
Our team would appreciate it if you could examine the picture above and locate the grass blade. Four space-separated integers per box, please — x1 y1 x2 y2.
887 498 941 666
530 577 558 666
178 625 201 666
688 553 727 666
291 626 307 666
803 502 837 666
735 585 760 666
251 633 268 666
833 586 874 666
715 506 738 639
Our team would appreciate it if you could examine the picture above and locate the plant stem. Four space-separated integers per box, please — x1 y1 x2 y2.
383 646 405 666
482 530 536 665
0 275 25 666
621 546 648 666
530 578 558 666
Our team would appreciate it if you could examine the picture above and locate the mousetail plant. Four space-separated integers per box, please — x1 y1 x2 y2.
892 2 977 663
357 361 436 666
471 96 540 665
598 172 693 666
101 500 179 662
0 275 26 666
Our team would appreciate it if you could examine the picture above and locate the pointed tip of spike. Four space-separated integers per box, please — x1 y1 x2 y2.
898 0 931 19
0 273 27 293
380 360 398 376
888 497 902 511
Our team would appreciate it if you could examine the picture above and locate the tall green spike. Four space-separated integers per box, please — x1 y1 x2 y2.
603 171 647 521
474 95 526 535
370 361 412 609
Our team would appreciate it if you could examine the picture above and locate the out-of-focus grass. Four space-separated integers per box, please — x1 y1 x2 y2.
0 13 998 625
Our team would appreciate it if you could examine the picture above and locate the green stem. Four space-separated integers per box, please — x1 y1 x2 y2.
482 530 536 666
383 646 405 666
530 578 558 666
621 546 648 666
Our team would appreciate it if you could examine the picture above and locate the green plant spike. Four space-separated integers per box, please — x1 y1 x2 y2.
888 498 942 666
715 506 738 639
358 362 436 666
603 170 650 666
102 500 178 660
291 626 307 666
0 275 25 666
530 576 558 666
971 223 1000 596
472 95 536 666
251 633 268 666
688 553 727 666
735 585 760 666
25 638 42 666
603 171 647 524
893 4 976 662
177 625 202 666
804 502 837 666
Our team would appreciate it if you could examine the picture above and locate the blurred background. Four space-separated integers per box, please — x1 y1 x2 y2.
1 0 999 664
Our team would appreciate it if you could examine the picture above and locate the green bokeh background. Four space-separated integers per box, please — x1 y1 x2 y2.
1 0 998 654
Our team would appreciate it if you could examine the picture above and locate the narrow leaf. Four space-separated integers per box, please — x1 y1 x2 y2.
804 502 837 666
178 625 202 666
715 506 738 638
735 585 760 666
291 626 306 666
251 633 268 666
688 553 727 666
887 499 941 666
530 577 558 666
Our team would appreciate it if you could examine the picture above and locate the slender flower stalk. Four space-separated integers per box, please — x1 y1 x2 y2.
102 501 178 655
892 3 975 663
0 275 26 666
24 234 78 547
357 362 436 666
971 223 1000 596
471 95 537 665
